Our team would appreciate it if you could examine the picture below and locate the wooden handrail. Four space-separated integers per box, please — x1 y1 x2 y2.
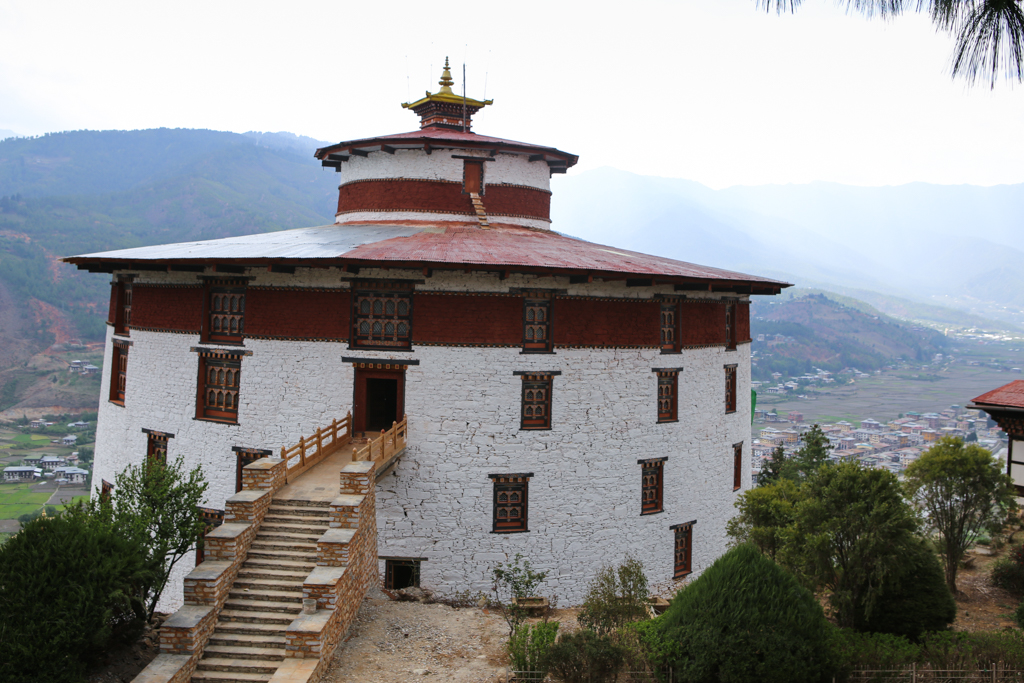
353 415 408 464
281 412 353 480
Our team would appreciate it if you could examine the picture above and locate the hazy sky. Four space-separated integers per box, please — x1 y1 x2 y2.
1 1 1021 189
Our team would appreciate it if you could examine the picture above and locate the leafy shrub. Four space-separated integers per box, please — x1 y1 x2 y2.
852 538 956 640
508 620 559 674
640 543 835 683
491 553 548 634
542 629 626 683
990 542 1024 593
830 628 921 679
917 630 1024 671
0 507 154 683
1015 600 1024 630
577 554 649 636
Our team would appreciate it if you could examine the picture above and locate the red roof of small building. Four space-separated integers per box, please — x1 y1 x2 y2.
972 381 1024 409
315 126 578 170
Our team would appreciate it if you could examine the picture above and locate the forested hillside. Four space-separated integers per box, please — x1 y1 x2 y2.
751 294 950 380
0 128 338 354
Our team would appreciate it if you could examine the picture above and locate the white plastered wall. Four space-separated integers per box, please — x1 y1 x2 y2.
92 269 751 609
339 149 551 192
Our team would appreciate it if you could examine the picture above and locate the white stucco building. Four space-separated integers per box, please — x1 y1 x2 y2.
65 63 788 610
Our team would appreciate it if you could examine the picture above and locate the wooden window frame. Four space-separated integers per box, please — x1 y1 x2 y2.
516 372 558 430
725 364 738 414
654 368 681 423
725 302 737 351
463 159 485 195
640 457 666 515
351 282 413 350
522 298 552 353
672 520 696 579
109 339 131 405
203 278 247 345
111 275 134 336
384 558 423 590
194 349 247 424
660 300 679 353
100 479 114 503
733 442 743 491
195 507 225 566
143 429 172 466
233 446 271 493
490 473 532 534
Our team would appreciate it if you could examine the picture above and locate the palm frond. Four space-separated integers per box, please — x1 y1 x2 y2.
951 0 1024 87
756 0 805 14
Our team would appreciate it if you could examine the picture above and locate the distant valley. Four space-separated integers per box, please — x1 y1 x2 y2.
0 128 1020 415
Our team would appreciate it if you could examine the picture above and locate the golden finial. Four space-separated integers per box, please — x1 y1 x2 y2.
438 57 455 95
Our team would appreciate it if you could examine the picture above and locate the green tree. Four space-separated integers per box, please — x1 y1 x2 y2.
786 462 919 628
787 424 832 479
0 507 155 683
727 478 804 561
903 436 1017 593
91 455 209 618
491 553 548 635
758 445 788 486
759 0 1024 87
639 543 835 683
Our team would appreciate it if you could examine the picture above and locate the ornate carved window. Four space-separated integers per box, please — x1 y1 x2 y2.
207 280 246 343
195 349 246 423
100 479 114 503
490 473 532 533
110 339 130 405
233 446 270 493
195 507 225 565
725 302 736 350
523 298 551 352
352 283 412 349
725 364 738 414
144 430 171 466
672 521 695 579
517 372 557 430
660 301 678 353
640 458 665 515
733 442 743 491
110 275 134 336
654 368 681 423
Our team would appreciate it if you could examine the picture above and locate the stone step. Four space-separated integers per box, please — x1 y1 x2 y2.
260 519 330 532
255 530 323 543
236 567 308 582
191 667 274 683
214 620 290 636
268 504 331 516
228 588 303 603
223 597 302 614
233 578 303 593
242 557 316 572
273 498 331 508
218 609 294 625
195 656 279 674
249 540 317 553
203 645 286 662
208 633 286 649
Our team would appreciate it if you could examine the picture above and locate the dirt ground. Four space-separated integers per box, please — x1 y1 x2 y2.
951 546 1020 632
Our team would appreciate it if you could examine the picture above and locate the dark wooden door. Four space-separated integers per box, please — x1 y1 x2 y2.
353 367 405 434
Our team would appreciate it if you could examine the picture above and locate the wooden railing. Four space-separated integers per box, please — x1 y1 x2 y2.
353 415 408 464
282 412 353 480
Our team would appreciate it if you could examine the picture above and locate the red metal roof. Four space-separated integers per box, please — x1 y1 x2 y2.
973 381 1024 409
315 127 578 167
344 223 784 284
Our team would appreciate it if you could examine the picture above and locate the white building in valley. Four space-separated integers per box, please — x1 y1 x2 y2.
65 64 788 610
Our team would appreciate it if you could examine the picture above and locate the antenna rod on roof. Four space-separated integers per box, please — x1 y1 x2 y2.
462 63 467 133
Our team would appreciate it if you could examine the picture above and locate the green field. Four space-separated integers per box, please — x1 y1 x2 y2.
12 434 51 443
0 483 53 520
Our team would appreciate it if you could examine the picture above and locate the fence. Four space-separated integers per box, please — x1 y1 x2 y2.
505 670 670 682
841 665 1024 682
353 415 408 464
281 413 352 480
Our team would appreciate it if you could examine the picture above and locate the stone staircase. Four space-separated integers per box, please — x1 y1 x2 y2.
192 500 331 683
469 192 490 228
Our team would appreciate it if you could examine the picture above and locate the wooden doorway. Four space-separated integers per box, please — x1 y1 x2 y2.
463 160 483 194
353 367 405 435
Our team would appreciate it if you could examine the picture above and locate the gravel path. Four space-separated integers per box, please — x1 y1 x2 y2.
324 587 511 683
